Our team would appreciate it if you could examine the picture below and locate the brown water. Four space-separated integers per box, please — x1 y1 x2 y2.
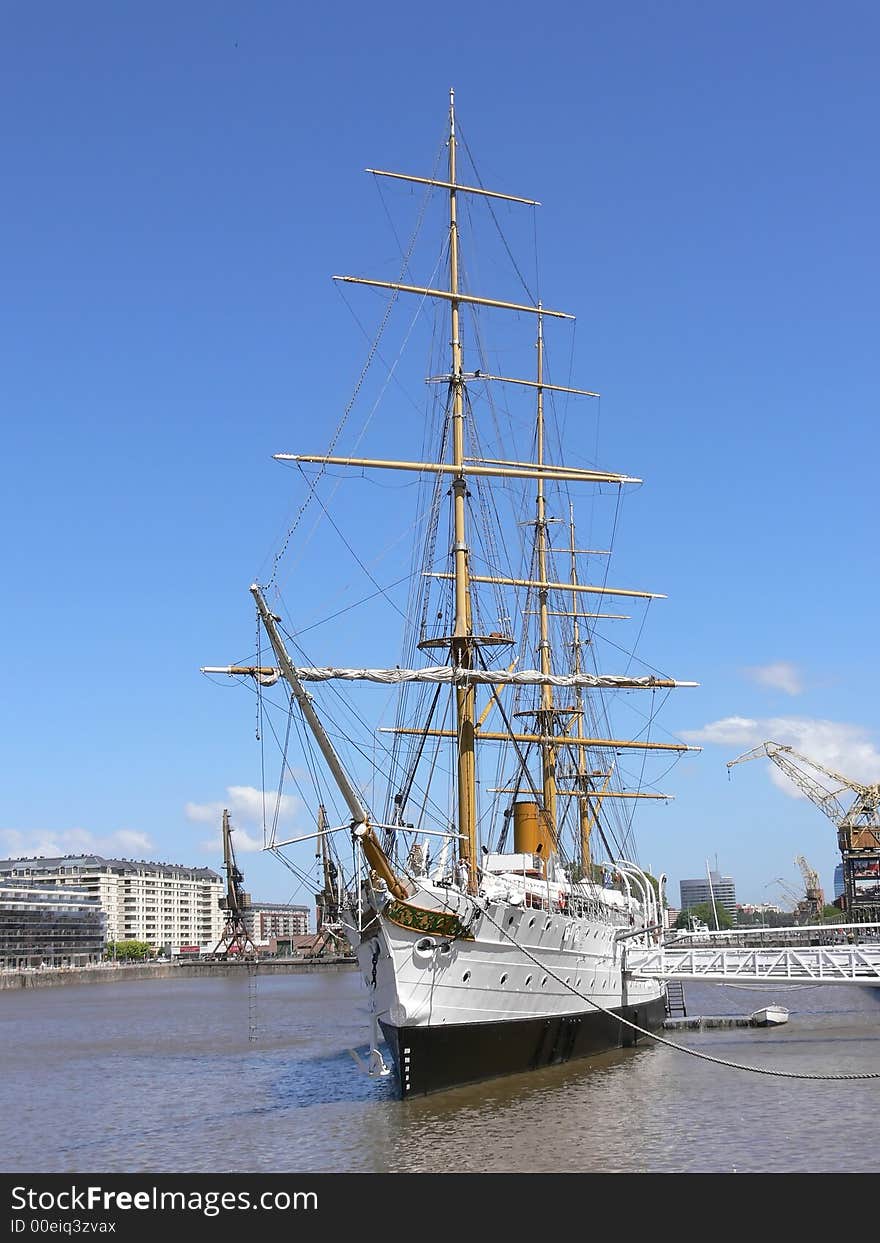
2 971 879 1173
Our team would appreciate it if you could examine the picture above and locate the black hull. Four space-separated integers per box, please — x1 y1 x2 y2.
380 994 667 1097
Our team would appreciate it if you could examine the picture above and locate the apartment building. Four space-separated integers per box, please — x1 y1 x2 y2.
0 881 106 969
0 855 224 954
243 901 309 947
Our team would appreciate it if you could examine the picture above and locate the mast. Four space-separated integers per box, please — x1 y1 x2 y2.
534 311 558 842
706 859 721 930
569 504 593 872
447 87 478 892
204 95 699 910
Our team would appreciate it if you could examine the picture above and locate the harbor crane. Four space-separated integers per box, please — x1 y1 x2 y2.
767 875 802 912
727 741 880 853
728 741 880 919
795 854 825 921
210 808 258 960
312 803 349 957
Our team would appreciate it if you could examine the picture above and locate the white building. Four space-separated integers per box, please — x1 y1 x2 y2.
243 901 309 947
0 855 224 955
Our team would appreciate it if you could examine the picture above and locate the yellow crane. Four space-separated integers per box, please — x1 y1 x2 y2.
728 741 880 920
795 854 825 921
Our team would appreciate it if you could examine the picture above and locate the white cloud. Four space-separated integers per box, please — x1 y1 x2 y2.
683 715 880 796
743 662 804 696
198 828 264 854
114 829 153 852
0 827 154 860
681 716 759 747
184 801 223 825
186 785 304 853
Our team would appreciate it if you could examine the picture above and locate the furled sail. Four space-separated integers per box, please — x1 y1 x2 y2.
202 664 696 688
279 666 696 688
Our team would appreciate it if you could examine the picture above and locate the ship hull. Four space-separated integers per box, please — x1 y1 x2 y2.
345 880 667 1098
380 993 667 1096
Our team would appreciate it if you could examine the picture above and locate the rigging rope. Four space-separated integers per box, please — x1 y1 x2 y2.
457 120 536 304
266 161 440 590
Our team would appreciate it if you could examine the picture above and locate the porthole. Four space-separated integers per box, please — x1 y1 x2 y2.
525 974 532 986
507 916 515 927
529 917 536 928
500 973 508 985
541 976 548 988
462 971 471 982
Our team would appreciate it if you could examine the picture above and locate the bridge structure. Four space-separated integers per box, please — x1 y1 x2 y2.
625 923 880 985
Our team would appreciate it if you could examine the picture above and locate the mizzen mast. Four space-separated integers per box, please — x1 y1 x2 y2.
568 504 595 870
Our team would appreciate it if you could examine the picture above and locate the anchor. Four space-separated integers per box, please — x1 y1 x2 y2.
348 1014 391 1078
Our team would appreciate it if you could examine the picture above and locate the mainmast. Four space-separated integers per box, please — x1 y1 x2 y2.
447 88 478 892
534 311 558 841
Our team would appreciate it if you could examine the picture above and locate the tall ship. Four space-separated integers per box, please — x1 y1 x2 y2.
204 92 699 1097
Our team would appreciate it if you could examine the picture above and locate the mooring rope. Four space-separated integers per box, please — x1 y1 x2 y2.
476 902 880 1081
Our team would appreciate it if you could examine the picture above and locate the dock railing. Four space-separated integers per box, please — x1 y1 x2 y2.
626 928 880 984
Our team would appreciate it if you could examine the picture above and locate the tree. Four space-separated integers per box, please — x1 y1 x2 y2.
104 940 153 961
674 902 733 931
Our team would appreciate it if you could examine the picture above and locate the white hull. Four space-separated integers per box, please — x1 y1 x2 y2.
343 878 666 1093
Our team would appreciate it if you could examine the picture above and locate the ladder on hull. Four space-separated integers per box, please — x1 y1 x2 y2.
665 979 687 1017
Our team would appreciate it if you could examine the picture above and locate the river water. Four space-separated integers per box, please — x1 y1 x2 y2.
3 969 879 1174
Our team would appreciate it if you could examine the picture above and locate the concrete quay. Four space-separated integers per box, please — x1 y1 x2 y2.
0 956 357 990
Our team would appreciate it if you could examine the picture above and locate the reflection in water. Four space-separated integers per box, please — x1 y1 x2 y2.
2 972 879 1173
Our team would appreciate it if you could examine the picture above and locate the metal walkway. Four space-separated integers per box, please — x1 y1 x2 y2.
625 940 880 984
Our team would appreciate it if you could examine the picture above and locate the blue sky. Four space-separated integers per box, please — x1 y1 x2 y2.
3 2 879 916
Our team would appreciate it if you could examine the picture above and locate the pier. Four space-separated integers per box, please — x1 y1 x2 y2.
663 1014 786 1031
625 922 880 984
